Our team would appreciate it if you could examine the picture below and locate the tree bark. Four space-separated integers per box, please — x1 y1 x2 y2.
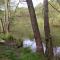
4 0 9 34
44 0 53 60
26 0 43 53
0 18 5 33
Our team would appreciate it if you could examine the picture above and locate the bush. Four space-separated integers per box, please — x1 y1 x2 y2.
0 33 16 41
0 46 46 60
17 47 46 60
19 48 46 60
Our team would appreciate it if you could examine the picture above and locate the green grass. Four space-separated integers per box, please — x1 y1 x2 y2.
0 45 18 60
0 45 46 60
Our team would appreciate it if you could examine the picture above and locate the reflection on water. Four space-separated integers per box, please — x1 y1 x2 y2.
23 39 60 56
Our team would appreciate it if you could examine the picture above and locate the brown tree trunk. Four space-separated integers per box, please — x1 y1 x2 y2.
26 0 43 53
44 0 53 60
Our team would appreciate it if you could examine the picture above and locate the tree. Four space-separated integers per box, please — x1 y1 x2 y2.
26 0 43 53
0 0 11 33
44 0 53 60
4 0 9 34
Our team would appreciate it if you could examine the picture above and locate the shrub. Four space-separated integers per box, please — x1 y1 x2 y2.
19 48 46 60
0 33 16 41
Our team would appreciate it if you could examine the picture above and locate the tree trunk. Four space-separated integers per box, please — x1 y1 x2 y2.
8 0 11 32
26 0 43 53
0 18 5 33
4 0 9 34
43 0 53 60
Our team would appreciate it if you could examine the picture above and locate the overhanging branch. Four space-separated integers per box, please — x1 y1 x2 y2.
49 2 60 13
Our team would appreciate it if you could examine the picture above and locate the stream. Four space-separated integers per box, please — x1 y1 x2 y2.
23 39 60 56
0 39 60 56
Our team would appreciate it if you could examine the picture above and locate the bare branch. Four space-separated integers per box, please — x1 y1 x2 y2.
49 2 60 13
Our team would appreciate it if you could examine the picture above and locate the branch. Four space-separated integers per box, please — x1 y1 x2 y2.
9 0 27 19
14 0 21 13
49 2 60 13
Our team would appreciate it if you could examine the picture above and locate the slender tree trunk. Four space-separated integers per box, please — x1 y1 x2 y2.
4 0 9 34
26 0 43 53
0 18 5 33
44 0 53 60
7 0 12 32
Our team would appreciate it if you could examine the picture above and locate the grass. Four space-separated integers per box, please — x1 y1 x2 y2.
0 45 18 60
0 45 46 60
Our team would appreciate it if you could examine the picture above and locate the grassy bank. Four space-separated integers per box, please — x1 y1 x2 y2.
0 45 46 60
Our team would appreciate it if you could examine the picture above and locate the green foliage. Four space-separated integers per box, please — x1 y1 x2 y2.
0 33 16 41
18 48 46 60
0 0 60 60
0 46 46 60
16 38 23 46
0 46 18 60
3 50 17 60
10 12 33 39
20 48 31 54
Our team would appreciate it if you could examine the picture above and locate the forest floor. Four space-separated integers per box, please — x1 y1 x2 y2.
0 44 46 60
